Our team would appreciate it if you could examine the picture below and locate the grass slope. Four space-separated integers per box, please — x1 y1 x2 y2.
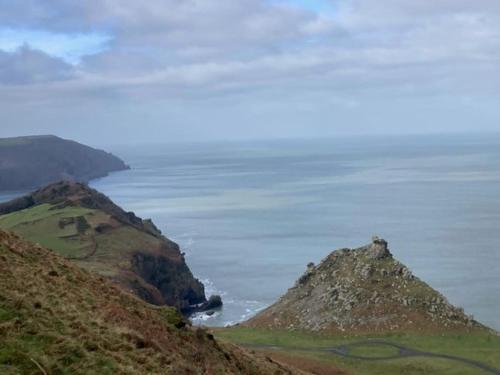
0 230 299 375
0 204 94 257
0 202 151 270
215 327 500 375
0 181 208 311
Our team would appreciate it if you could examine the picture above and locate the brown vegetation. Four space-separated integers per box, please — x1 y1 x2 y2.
0 181 211 313
0 230 302 374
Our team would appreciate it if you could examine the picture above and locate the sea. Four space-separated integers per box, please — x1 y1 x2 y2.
2 133 500 330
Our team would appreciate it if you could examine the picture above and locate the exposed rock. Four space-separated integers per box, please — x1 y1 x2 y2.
0 181 217 314
187 295 224 314
245 237 488 333
131 251 206 311
368 235 392 259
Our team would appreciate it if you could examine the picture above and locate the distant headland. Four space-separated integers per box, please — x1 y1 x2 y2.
0 135 129 191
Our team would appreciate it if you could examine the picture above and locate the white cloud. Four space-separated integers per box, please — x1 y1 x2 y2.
0 28 111 64
0 0 500 141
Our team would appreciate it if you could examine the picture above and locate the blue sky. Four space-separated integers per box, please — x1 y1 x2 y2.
0 28 111 64
0 0 500 144
273 0 334 13
0 1 334 65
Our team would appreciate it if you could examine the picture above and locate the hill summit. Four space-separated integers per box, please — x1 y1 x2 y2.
246 237 486 333
0 181 218 313
0 135 129 191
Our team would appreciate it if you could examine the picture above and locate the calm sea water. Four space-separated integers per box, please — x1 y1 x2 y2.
2 134 499 330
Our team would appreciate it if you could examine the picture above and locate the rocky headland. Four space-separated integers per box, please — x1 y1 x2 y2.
0 181 221 314
246 237 487 333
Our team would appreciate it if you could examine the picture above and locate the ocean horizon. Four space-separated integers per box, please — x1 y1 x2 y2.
2 133 499 330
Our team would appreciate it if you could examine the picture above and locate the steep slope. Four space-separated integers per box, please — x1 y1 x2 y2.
0 135 128 191
246 237 486 333
0 230 300 375
0 181 218 313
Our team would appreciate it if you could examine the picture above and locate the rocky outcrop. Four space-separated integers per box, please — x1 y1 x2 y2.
0 135 129 191
0 181 220 314
366 236 391 259
245 237 487 333
189 295 224 314
130 251 206 311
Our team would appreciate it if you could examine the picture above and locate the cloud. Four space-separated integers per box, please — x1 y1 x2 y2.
0 45 75 85
0 0 500 141
0 28 111 64
1 1 497 93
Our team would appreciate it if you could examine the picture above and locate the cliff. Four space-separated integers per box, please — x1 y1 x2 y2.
246 237 487 333
0 181 220 314
0 230 299 374
0 135 129 191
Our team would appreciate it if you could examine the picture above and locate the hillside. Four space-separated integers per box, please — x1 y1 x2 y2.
0 135 128 191
246 237 487 333
0 230 300 374
0 181 218 314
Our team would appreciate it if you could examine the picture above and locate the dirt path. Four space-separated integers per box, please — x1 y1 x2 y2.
67 235 98 261
327 340 500 375
244 340 500 375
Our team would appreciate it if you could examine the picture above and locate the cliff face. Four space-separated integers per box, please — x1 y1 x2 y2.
0 181 219 313
0 230 297 374
0 135 129 191
130 251 206 310
246 237 486 333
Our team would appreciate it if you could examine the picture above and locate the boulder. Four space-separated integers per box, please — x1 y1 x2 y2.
369 236 392 259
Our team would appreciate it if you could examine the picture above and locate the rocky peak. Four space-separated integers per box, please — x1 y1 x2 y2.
368 235 392 259
246 237 486 333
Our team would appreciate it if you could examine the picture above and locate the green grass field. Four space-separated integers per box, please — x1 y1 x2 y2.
214 327 500 375
0 204 160 276
0 204 95 257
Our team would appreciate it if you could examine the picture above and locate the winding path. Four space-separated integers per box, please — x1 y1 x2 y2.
327 340 500 375
245 340 500 374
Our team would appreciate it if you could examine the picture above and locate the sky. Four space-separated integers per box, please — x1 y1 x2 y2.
1 0 500 145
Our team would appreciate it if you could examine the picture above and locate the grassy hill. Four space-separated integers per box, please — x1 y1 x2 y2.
0 135 128 191
0 230 300 374
0 181 215 313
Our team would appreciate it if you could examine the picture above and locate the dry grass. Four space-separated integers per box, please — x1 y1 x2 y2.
0 230 302 375
0 193 206 311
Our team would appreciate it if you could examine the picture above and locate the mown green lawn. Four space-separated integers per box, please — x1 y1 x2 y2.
215 327 500 375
